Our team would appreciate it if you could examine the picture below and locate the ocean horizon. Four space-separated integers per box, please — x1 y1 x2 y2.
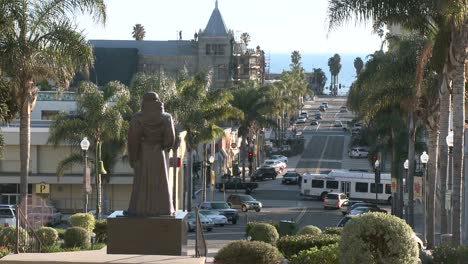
268 52 373 95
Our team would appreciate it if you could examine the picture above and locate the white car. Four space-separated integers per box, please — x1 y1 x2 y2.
334 120 343 127
295 117 307 124
270 155 288 163
199 210 228 226
262 159 286 173
0 204 16 227
107 210 124 218
349 147 369 158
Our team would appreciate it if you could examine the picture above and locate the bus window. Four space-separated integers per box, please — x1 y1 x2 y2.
385 184 391 194
311 180 324 188
370 183 384 193
355 182 368 193
326 180 339 189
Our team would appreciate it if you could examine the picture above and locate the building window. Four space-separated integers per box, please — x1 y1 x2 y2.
41 110 59 120
311 180 324 188
355 182 368 193
206 44 211 55
218 44 225 55
326 180 339 189
370 183 384 193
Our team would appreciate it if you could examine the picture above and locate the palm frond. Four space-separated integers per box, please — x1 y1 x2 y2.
56 152 84 181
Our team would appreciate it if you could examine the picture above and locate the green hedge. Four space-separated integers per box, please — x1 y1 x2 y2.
0 227 28 251
289 243 339 264
93 219 107 243
248 223 279 244
214 240 283 264
69 213 95 232
323 227 343 236
36 227 58 247
297 225 322 236
246 221 279 236
64 227 91 249
433 243 468 264
276 233 340 259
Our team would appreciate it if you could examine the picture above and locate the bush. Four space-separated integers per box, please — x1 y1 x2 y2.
69 213 95 232
0 226 28 250
324 227 343 236
93 219 107 243
246 221 279 236
0 246 10 258
214 240 283 264
36 227 58 247
276 233 340 259
433 243 468 264
55 228 66 240
289 243 339 264
248 223 279 244
297 225 322 236
339 212 418 264
64 227 90 249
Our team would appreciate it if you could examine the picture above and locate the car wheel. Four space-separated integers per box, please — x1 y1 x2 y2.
241 205 248 212
255 208 261 212
232 219 237 225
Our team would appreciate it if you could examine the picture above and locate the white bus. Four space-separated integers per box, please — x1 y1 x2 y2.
300 169 392 203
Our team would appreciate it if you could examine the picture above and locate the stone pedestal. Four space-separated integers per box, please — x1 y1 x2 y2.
107 211 188 256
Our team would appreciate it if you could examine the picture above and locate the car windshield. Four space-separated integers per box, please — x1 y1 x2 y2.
284 173 296 177
200 210 217 215
211 203 229 209
264 161 274 165
326 194 339 199
240 195 255 201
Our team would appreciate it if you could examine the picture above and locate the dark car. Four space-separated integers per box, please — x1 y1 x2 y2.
310 120 318 125
344 202 381 215
227 194 262 212
340 200 364 215
199 201 240 224
282 171 300 185
251 167 278 181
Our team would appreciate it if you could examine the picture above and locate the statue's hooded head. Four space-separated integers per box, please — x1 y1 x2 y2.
142 92 164 113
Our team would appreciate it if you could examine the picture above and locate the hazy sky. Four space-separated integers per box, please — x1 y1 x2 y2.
76 0 382 54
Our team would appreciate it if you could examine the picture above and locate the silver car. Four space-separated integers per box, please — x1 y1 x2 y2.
199 210 228 226
0 204 16 227
187 212 214 232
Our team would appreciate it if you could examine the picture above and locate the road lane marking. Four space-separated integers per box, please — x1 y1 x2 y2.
315 136 330 173
294 207 307 223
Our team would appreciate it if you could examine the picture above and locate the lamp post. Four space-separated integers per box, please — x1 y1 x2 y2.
374 160 380 203
404 159 409 222
446 130 454 233
209 155 215 201
80 137 90 213
420 151 429 246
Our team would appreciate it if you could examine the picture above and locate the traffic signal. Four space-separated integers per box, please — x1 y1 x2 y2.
248 151 253 162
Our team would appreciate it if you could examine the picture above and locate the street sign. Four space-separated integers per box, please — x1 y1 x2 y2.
35 182 50 194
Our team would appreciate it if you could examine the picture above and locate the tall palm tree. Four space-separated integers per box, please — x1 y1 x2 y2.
311 68 327 95
354 57 364 76
0 0 106 215
132 24 146 41
48 81 129 218
240 32 250 47
328 54 342 95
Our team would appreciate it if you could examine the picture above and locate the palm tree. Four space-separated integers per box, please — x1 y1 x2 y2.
354 57 364 76
0 0 106 215
311 68 327 95
328 54 342 95
240 32 250 47
132 24 146 41
48 81 129 218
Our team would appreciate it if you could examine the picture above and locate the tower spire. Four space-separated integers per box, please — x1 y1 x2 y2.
215 0 218 9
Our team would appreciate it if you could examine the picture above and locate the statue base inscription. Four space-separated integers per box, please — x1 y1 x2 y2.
107 212 188 256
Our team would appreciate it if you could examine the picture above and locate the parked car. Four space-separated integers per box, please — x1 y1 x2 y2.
334 120 343 127
319 105 326 112
106 210 124 218
299 111 308 119
337 215 354 227
310 120 319 126
349 206 387 216
28 205 62 226
320 102 329 108
323 192 348 209
340 106 348 113
270 155 288 163
187 212 214 232
215 178 258 194
262 159 286 173
0 204 16 227
295 117 307 124
198 201 239 224
199 210 228 226
315 111 322 120
349 147 369 158
351 123 362 135
340 200 364 215
282 171 301 185
343 202 380 215
252 167 278 181
227 194 262 212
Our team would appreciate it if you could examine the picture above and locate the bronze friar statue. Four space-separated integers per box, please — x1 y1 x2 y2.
127 92 175 216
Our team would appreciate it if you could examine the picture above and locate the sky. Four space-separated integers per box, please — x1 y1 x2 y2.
76 0 383 55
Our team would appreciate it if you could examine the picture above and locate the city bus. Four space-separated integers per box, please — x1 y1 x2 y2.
300 169 392 204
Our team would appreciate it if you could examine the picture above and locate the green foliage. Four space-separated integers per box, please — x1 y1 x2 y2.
93 219 107 243
276 233 340 259
339 212 418 264
55 228 66 240
324 227 343 235
0 227 28 250
214 240 283 264
41 242 106 253
0 246 10 258
248 223 279 244
289 243 340 264
69 213 95 232
36 227 58 247
64 227 91 249
246 221 279 236
297 225 322 236
433 243 468 264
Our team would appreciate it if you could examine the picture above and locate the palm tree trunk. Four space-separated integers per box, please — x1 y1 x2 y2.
438 69 450 235
451 60 465 246
390 128 402 217
19 93 32 215
427 126 439 249
202 144 207 201
408 111 416 228
95 141 102 219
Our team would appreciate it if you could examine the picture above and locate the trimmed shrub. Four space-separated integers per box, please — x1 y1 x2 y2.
276 233 340 259
246 221 279 236
340 212 418 264
248 223 279 244
69 213 95 232
0 227 28 250
433 243 468 264
93 219 107 243
297 225 322 236
55 228 66 240
64 227 91 249
214 240 283 264
0 246 10 258
36 227 58 247
289 243 339 264
324 227 343 236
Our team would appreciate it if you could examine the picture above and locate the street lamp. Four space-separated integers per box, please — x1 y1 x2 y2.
404 159 409 221
80 137 90 213
374 160 380 203
209 155 215 201
446 130 454 233
420 151 429 246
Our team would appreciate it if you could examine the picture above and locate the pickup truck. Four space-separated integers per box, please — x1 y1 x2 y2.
216 178 258 194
